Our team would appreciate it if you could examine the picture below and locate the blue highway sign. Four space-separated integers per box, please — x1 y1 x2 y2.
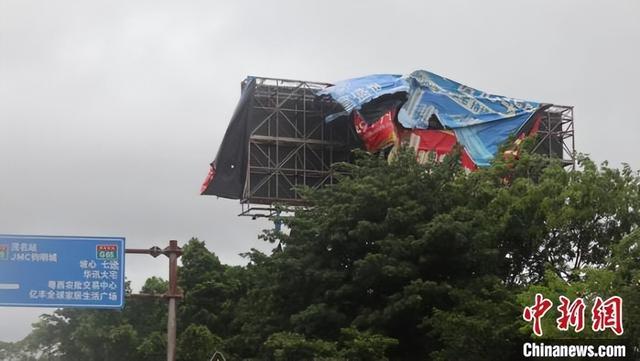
0 235 125 308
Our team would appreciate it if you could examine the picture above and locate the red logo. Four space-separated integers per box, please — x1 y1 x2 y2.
592 296 623 336
523 294 624 337
557 296 586 332
523 293 553 336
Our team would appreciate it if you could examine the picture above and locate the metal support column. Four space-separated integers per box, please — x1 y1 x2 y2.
126 240 183 361
165 240 181 361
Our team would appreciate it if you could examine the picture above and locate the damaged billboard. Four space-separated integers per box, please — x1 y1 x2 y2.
201 71 575 214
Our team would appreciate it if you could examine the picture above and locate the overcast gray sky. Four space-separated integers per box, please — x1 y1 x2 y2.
1 0 639 342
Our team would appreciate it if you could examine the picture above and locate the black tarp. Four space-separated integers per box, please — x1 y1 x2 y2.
357 94 406 125
201 77 256 199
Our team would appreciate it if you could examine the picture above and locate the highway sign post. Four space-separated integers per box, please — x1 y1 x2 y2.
0 235 125 308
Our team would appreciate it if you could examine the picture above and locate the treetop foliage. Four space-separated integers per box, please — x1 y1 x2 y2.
3 147 640 360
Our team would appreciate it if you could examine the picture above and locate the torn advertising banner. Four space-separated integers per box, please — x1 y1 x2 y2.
394 129 477 170
398 70 539 129
317 74 410 122
353 106 398 153
321 70 542 166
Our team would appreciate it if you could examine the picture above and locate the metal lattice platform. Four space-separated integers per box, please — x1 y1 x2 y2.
532 105 575 168
240 77 359 217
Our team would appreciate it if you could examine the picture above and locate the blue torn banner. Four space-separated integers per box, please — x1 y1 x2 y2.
317 74 410 122
319 70 541 166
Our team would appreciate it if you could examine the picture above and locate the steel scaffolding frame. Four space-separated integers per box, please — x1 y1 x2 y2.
239 77 357 217
532 105 576 168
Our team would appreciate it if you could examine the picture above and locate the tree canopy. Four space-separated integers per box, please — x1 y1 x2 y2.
3 147 640 360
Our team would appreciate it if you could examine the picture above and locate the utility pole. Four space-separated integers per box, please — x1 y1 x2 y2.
165 240 181 361
126 240 183 361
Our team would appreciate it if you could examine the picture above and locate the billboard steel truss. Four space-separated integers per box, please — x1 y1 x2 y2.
240 77 358 217
532 105 576 168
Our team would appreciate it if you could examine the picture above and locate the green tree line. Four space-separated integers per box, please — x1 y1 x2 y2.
2 147 640 360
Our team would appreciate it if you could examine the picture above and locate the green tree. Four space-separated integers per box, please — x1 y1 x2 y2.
177 324 222 361
5 280 168 361
252 148 640 360
6 148 640 361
